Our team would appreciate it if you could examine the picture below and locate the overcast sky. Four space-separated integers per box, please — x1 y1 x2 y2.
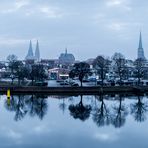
0 0 147 61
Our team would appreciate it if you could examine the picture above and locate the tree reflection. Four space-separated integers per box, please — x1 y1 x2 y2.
25 94 48 120
5 95 27 121
59 99 66 114
111 95 128 128
14 95 28 121
69 95 92 121
92 95 111 127
5 94 48 121
130 95 148 122
35 96 48 120
4 94 148 127
25 95 37 117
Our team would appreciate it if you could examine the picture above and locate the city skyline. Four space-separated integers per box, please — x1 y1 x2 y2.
0 0 147 60
6 31 148 61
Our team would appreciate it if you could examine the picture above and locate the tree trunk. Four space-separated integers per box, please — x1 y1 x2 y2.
80 80 83 87
138 71 140 85
18 79 21 86
11 78 14 85
101 69 104 87
31 79 34 86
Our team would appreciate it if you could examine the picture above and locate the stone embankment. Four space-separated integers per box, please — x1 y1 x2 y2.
0 86 147 95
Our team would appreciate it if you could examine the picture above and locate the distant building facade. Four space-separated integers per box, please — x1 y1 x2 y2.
48 68 70 80
25 40 40 62
59 49 75 66
41 59 59 69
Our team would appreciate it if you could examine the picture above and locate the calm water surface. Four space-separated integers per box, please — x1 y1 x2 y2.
0 94 148 148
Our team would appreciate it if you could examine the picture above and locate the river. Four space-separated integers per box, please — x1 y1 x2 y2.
0 94 148 148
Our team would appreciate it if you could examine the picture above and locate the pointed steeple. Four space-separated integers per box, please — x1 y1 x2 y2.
25 40 34 60
65 48 67 55
137 31 145 60
138 31 143 49
35 40 40 61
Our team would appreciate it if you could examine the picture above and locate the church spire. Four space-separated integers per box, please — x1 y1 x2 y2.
35 40 40 62
138 31 143 49
65 48 67 54
25 40 34 60
137 31 145 60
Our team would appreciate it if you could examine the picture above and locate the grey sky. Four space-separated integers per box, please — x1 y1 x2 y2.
0 0 147 61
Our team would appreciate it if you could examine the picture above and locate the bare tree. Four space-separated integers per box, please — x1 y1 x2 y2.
134 58 145 85
7 54 18 84
7 54 17 62
93 55 110 86
112 52 127 85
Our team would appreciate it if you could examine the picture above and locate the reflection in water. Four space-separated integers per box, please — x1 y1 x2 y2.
59 98 67 114
4 94 148 128
112 95 128 128
131 95 148 122
5 95 27 121
7 97 10 106
5 95 48 121
26 95 48 120
92 95 128 128
69 95 92 121
92 95 111 127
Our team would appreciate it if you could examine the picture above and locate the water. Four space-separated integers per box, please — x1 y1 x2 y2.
0 94 148 148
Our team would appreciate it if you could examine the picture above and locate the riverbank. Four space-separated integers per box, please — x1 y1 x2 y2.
0 85 147 95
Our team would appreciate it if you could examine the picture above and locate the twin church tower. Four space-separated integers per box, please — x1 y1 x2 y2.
25 40 40 62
